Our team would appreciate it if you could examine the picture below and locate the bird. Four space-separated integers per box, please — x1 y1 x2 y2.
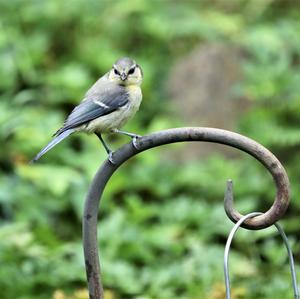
31 57 143 163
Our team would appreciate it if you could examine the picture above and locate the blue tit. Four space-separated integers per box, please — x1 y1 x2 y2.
32 57 143 163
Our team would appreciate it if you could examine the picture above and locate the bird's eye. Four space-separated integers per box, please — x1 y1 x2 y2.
128 67 135 75
114 69 120 75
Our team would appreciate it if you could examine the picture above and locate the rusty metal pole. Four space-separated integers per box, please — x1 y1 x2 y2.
83 127 290 299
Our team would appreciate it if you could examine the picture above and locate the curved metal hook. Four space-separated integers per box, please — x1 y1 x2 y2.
83 127 290 298
224 212 299 299
224 174 289 230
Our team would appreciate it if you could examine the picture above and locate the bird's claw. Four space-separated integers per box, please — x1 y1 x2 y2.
108 151 116 164
132 134 141 149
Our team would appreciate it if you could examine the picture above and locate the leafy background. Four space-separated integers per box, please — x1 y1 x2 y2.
1 0 300 298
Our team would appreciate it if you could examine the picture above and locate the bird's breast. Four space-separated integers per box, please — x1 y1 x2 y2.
126 84 142 112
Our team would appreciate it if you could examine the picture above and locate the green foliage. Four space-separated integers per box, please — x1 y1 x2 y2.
1 1 300 298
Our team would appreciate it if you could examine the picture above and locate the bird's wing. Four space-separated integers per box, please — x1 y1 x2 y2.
55 84 129 135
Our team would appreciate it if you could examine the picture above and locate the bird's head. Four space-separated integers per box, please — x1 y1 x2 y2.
108 57 143 86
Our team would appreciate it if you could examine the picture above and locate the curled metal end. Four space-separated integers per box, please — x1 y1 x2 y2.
224 179 243 225
224 172 290 230
224 179 234 215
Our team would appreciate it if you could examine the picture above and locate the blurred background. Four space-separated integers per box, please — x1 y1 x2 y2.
1 1 300 298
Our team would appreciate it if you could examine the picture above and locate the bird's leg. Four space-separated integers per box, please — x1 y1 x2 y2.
112 129 141 149
95 133 111 154
113 129 140 138
95 133 115 164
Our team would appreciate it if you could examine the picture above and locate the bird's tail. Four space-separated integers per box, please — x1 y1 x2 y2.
31 129 74 163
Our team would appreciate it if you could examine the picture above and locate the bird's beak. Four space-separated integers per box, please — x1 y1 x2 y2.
120 73 127 81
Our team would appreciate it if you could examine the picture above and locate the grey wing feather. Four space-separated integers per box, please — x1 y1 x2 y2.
55 83 129 135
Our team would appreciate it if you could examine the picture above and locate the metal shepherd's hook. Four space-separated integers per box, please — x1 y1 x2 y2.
83 127 290 299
